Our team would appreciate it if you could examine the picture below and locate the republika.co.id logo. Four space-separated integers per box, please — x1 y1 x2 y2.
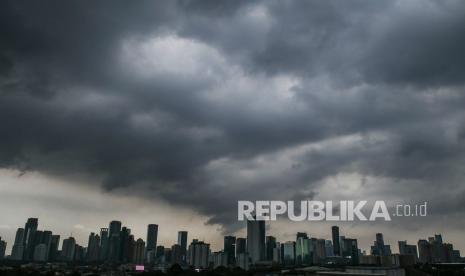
238 200 428 222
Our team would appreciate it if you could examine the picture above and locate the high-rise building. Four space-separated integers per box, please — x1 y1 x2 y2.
332 226 340 256
33 243 48 262
342 238 359 265
418 239 431 263
120 226 131 262
272 242 281 264
0 237 6 260
224 236 236 265
11 228 25 260
370 233 391 256
399 241 418 262
146 224 158 263
188 239 210 269
265 236 277 261
108 221 121 263
236 238 246 256
296 235 311 265
247 218 265 263
87 232 101 262
283 241 296 266
49 235 60 261
62 237 76 262
325 240 334 257
177 231 188 262
133 238 145 265
99 228 109 261
171 244 183 265
23 218 38 261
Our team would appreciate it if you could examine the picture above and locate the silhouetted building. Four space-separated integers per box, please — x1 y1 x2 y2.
108 221 121 263
33 243 48 262
146 224 158 263
371 233 391 256
418 239 432 263
171 244 183 264
120 226 131 262
49 235 60 261
332 226 340 256
224 235 236 265
188 239 210 269
399 241 418 262
283 241 295 266
87 232 100 262
177 231 188 262
247 218 265 263
296 235 311 265
99 228 109 261
133 238 145 265
266 236 277 261
23 218 38 261
342 238 359 265
62 237 76 262
236 238 246 255
11 228 25 260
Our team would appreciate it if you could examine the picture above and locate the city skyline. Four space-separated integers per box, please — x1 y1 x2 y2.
0 216 461 260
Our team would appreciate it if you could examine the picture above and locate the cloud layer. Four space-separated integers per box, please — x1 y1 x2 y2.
1 0 465 233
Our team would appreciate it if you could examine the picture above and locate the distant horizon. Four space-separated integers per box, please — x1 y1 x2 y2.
1 214 461 258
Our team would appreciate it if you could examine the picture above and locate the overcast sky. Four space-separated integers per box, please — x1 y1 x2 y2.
1 0 465 254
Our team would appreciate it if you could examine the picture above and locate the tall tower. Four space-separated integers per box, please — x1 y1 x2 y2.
23 218 38 260
332 226 340 256
224 236 236 265
146 224 158 253
247 217 265 263
178 231 188 261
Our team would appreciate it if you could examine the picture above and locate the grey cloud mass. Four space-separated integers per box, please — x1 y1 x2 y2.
1 0 465 233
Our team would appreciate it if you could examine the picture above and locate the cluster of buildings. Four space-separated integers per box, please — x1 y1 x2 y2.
0 218 463 272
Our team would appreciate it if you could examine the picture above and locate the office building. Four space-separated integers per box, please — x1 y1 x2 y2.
247 218 265 263
177 231 188 262
11 228 25 260
188 239 210 269
332 226 340 256
133 238 145 265
224 235 236 265
62 237 76 261
236 238 246 255
146 224 158 263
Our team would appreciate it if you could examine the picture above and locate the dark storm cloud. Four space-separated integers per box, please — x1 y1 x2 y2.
1 0 465 232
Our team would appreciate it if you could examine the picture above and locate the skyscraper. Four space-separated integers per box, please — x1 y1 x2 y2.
332 226 340 256
177 231 188 262
236 238 246 256
224 235 236 265
49 235 60 261
371 233 391 256
119 226 131 262
265 236 277 261
133 238 145 265
146 224 158 263
62 237 76 261
99 228 109 261
23 218 38 261
283 241 296 266
247 218 265 263
188 239 210 269
108 221 121 262
87 232 101 262
399 241 418 261
11 228 25 261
